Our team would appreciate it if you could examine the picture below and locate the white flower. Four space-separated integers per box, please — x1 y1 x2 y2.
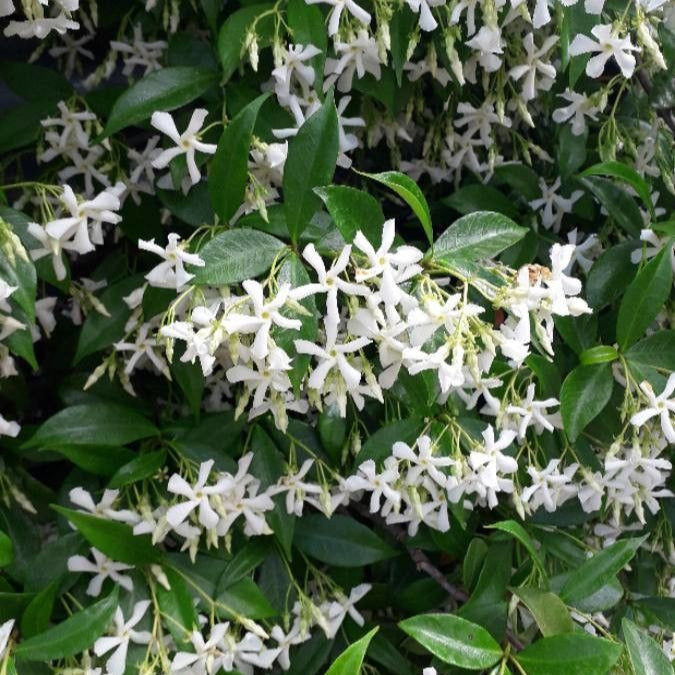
353 219 423 306
508 34 558 102
225 280 301 360
529 177 583 232
630 374 675 443
569 24 639 79
151 108 217 185
324 30 381 92
272 44 321 101
114 322 170 379
322 584 372 637
110 24 167 76
0 619 13 661
69 487 139 524
138 233 205 290
67 548 134 597
304 0 371 36
552 89 603 136
465 26 503 74
405 0 446 31
170 623 229 674
393 435 454 487
93 601 152 675
521 459 579 512
166 459 230 529
271 622 310 670
505 383 562 439
0 413 20 438
295 317 371 393
277 459 323 516
345 457 401 513
293 243 368 321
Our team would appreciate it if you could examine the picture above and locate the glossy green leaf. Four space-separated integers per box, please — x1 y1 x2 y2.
580 176 642 237
558 124 588 179
0 220 36 322
560 536 646 604
442 185 519 220
625 331 675 374
108 449 167 488
24 403 158 448
314 185 384 245
359 170 433 245
399 614 502 670
171 348 204 418
357 418 425 466
512 586 574 636
560 363 614 442
14 588 118 662
325 627 379 675
218 4 274 82
579 345 619 366
488 520 545 575
284 91 339 244
514 633 622 674
434 211 527 267
192 228 286 286
580 161 653 216
585 241 639 309
217 577 277 620
0 529 13 567
101 67 217 138
156 567 198 647
617 247 673 350
209 93 270 224
52 506 161 565
622 618 674 675
21 579 60 639
293 514 397 567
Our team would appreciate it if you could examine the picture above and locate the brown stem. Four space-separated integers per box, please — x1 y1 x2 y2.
349 501 524 650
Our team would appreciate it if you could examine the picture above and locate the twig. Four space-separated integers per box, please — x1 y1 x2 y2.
349 501 524 650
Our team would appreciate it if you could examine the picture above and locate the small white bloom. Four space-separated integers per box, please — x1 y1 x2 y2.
67 548 134 597
138 233 205 291
569 24 639 79
630 374 675 443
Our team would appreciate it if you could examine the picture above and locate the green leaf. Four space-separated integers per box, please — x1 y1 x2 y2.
218 4 274 82
47 445 135 477
325 627 379 675
0 529 13 567
314 185 384 245
625 331 675 374
634 598 675 631
21 579 60 639
617 247 673 350
390 5 416 84
622 618 674 675
560 536 646 604
488 520 545 575
156 567 197 647
284 91 339 244
293 514 397 567
52 506 161 565
512 586 574 636
193 228 286 286
560 363 614 442
399 614 502 670
434 211 527 266
442 185 519 220
0 220 36 322
216 577 277 620
359 170 433 246
24 403 158 448
157 181 214 226
579 176 642 237
580 161 654 216
219 539 271 588
209 93 270 224
108 449 167 488
101 67 217 138
73 275 142 363
558 124 587 179
171 348 204 418
0 62 72 102
585 241 639 309
579 345 619 366
14 588 118 662
514 633 622 675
